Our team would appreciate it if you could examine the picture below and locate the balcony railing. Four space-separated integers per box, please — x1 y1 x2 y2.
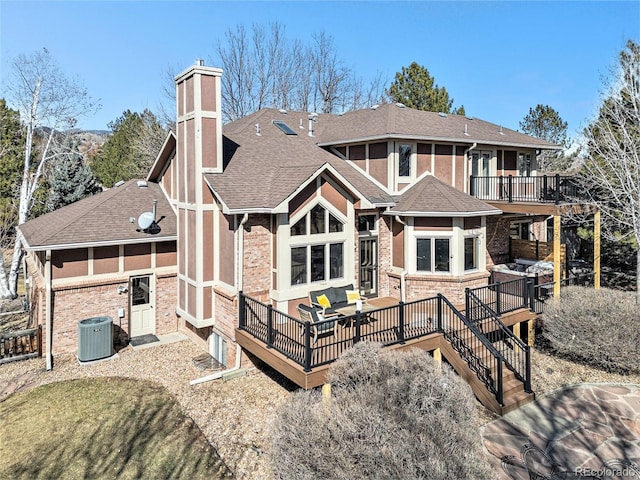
469 174 580 204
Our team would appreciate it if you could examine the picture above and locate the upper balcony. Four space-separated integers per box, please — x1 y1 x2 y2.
470 174 581 204
469 174 586 214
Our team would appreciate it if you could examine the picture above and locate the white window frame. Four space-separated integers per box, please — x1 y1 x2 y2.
414 234 453 274
398 143 414 179
518 152 533 177
288 200 349 287
463 235 481 272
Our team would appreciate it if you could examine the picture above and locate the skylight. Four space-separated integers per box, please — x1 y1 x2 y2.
273 120 297 135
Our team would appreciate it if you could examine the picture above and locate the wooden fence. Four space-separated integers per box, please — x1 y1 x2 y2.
0 326 42 365
511 238 566 273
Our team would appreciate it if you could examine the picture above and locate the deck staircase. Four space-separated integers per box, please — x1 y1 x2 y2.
439 293 534 415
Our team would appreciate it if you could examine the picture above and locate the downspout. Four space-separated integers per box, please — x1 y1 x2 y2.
394 215 408 303
45 249 52 370
190 213 250 386
464 143 477 194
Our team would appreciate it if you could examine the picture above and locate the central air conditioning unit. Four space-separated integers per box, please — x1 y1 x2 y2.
78 316 113 362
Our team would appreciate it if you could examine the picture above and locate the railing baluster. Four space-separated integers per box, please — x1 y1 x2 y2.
398 301 405 344
238 291 246 329
303 322 311 372
267 304 274 348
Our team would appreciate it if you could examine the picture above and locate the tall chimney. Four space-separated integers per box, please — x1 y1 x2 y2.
174 62 223 327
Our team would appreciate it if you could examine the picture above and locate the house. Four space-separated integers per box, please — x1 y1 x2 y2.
19 180 178 368
19 61 598 412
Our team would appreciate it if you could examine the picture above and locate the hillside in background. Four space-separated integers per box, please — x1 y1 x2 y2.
70 129 109 157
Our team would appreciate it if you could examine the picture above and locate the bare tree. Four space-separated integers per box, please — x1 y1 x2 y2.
579 40 640 302
158 62 181 130
217 24 255 122
309 31 351 113
0 48 98 298
212 23 388 121
345 70 389 111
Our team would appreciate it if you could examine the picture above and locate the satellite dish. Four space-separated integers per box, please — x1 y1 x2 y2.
137 212 154 230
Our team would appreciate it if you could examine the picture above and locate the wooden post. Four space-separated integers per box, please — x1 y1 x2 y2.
553 215 561 298
527 319 535 347
513 322 521 354
433 347 442 367
321 383 332 407
594 210 601 289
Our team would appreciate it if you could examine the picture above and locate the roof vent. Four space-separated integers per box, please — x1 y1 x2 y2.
371 104 379 110
466 116 474 120
196 59 204 66
255 123 261 136
464 124 469 136
308 113 318 137
114 180 125 187
137 180 148 188
395 102 405 108
438 112 448 118
278 108 288 114
499 125 505 135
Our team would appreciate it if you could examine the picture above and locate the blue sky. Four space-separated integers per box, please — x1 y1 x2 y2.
1 1 639 141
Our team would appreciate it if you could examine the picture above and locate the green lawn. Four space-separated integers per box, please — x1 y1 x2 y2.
0 377 233 479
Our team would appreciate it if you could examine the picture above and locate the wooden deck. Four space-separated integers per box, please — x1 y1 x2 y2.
237 295 536 391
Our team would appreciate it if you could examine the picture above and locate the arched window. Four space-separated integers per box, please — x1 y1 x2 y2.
289 203 346 286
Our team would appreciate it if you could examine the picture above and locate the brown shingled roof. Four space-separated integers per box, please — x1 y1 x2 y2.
19 180 176 250
388 175 501 217
314 103 560 150
204 109 394 212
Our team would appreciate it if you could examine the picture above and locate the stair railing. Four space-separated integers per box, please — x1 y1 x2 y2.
438 294 505 405
465 289 532 393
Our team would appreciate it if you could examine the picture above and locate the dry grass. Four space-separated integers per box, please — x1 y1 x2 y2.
0 377 232 479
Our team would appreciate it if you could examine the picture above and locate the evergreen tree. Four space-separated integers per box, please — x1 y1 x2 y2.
519 104 571 171
46 140 101 212
0 99 26 200
387 62 464 114
0 99 26 246
91 109 166 187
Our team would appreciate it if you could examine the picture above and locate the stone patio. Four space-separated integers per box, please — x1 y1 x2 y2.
481 383 640 479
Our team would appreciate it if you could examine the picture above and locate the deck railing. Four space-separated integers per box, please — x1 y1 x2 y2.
239 291 533 406
469 174 579 204
239 292 441 372
467 277 536 318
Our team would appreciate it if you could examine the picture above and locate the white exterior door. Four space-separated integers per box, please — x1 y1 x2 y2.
130 275 154 337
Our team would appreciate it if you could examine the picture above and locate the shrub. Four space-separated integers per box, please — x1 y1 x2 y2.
268 342 494 480
541 286 640 373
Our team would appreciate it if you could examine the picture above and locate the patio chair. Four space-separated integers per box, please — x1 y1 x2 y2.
297 304 338 345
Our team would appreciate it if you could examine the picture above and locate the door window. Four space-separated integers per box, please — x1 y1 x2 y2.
131 276 150 306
